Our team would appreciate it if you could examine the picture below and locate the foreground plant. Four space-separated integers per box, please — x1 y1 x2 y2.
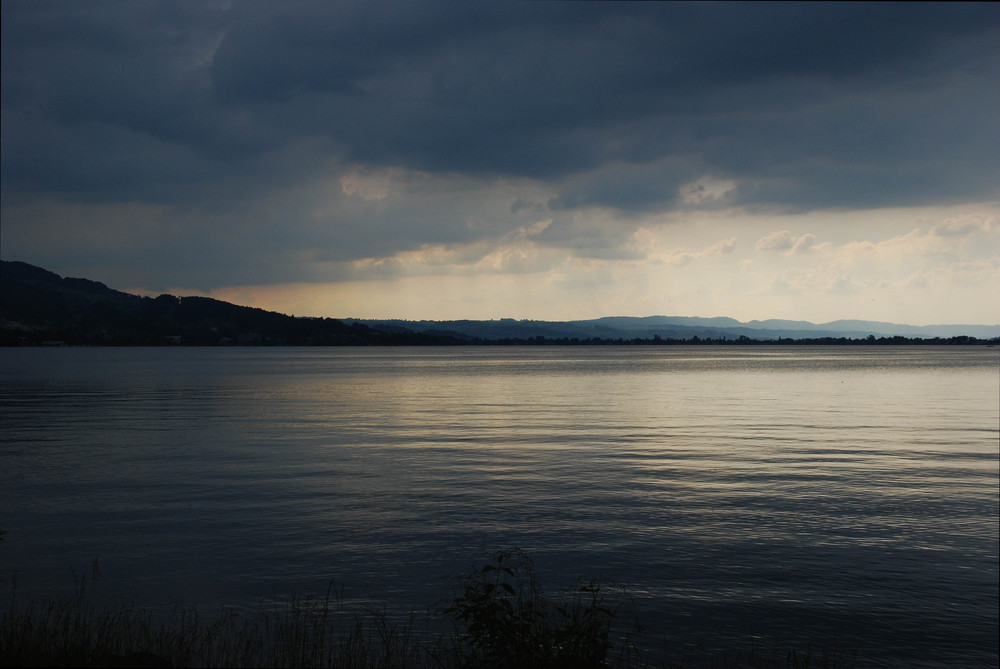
443 546 629 668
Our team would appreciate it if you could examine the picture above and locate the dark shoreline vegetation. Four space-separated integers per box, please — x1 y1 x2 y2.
1 546 855 669
2 261 997 347
7 333 996 348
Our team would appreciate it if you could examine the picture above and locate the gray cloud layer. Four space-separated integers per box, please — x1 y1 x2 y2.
2 1 998 289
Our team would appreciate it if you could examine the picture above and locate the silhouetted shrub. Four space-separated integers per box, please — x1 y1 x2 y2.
443 547 622 668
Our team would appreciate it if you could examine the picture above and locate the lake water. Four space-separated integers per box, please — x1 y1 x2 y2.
1 346 997 666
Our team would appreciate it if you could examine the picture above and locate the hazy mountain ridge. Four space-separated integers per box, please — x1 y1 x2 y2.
348 315 1000 341
3 261 997 344
584 315 999 338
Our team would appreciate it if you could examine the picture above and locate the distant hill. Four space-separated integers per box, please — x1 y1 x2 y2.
0 261 459 346
344 315 1000 342
2 260 997 345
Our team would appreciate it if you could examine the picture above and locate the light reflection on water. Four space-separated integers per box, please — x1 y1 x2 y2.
0 346 997 666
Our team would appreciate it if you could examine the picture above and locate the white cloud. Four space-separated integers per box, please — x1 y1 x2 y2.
755 230 823 253
628 227 738 266
930 212 998 237
755 230 795 251
790 233 817 254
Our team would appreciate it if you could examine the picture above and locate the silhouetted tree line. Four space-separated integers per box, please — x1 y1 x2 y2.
5 316 995 347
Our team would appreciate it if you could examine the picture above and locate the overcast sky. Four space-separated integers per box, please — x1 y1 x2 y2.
2 1 998 325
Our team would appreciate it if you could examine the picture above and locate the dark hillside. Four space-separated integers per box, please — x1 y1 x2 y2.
0 261 460 346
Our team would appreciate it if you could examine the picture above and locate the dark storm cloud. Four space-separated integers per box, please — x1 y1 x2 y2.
2 2 998 238
201 1 1000 194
